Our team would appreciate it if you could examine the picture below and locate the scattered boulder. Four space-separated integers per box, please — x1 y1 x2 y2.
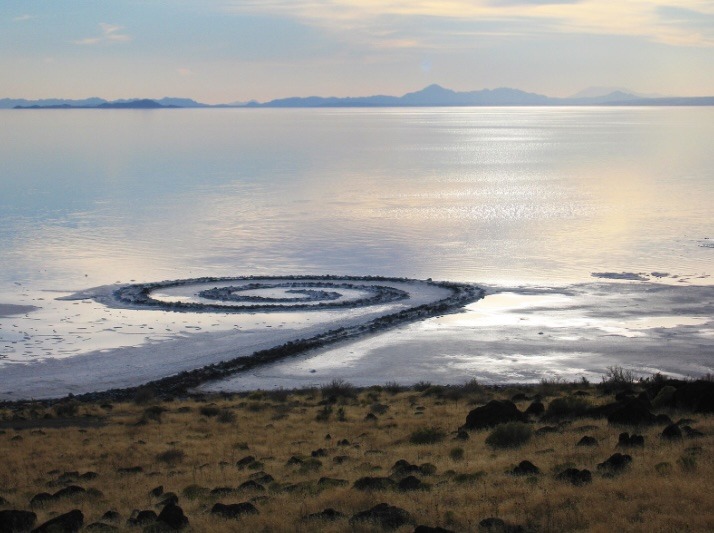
462 401 527 430
618 432 644 447
304 508 345 521
391 460 421 477
156 503 189 530
353 477 395 491
210 502 259 519
397 476 428 491
682 425 704 438
0 510 36 532
316 477 349 489
0 496 9 507
238 481 265 492
249 473 274 485
33 509 83 532
524 401 545 416
555 468 592 486
419 463 437 476
478 517 525 532
661 424 683 440
455 430 470 441
311 448 327 458
535 426 559 435
511 460 539 476
236 456 256 469
210 487 236 497
149 486 164 498
673 380 714 412
651 385 677 408
607 399 657 426
116 466 143 475
597 453 632 473
414 526 456 533
365 413 378 422
156 492 179 507
53 486 86 500
127 510 157 527
29 493 54 508
85 523 117 532
349 503 411 530
576 436 598 447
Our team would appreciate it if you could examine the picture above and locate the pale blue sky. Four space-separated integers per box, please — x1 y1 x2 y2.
1 1 712 102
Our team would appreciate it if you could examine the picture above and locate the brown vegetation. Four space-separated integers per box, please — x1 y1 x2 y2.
0 377 712 532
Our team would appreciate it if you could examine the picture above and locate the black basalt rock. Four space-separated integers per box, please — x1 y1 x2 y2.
597 453 632 473
349 503 411 530
661 423 683 440
511 460 539 476
210 502 259 519
0 510 37 532
607 399 657 426
462 400 527 430
555 468 592 486
32 509 83 532
576 436 598 447
156 503 189 530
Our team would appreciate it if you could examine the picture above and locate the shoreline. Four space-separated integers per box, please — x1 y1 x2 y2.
0 277 484 404
1 278 713 405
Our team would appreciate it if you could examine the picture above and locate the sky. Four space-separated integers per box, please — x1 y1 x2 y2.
1 1 713 103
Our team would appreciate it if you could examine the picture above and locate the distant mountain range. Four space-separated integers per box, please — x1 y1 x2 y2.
3 85 713 109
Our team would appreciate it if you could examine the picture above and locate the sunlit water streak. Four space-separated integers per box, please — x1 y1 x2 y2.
0 107 712 391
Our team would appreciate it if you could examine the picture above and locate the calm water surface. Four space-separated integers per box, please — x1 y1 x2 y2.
0 108 712 386
1 107 711 293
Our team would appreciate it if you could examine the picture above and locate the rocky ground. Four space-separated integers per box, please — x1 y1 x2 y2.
0 372 712 532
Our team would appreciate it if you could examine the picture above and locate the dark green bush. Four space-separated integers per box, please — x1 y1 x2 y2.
545 396 590 419
321 379 356 400
485 422 532 449
156 449 185 465
199 406 220 417
409 426 446 445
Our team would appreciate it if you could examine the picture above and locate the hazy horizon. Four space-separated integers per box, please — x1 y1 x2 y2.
1 1 712 104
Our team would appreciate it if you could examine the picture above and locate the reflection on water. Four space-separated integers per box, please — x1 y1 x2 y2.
0 107 712 384
0 107 712 297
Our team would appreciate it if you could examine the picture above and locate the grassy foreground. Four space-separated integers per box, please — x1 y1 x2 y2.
0 375 712 532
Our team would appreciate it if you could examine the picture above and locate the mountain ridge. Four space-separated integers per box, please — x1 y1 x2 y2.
3 85 714 109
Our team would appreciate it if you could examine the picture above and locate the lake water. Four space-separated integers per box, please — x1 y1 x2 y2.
1 107 712 395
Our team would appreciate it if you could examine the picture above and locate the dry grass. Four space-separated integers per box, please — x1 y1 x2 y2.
0 383 712 532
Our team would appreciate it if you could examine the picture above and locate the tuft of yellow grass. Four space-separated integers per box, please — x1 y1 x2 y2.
0 383 712 532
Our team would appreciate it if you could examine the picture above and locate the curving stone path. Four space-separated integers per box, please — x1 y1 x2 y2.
0 276 484 402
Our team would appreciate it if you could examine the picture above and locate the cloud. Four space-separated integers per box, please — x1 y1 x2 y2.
73 23 132 45
177 67 195 76
13 14 34 22
223 0 714 48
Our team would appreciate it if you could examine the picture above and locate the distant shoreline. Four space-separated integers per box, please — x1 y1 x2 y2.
4 84 714 109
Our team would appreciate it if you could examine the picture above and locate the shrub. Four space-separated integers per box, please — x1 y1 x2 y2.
199 406 220 417
544 396 590 419
53 400 80 418
156 449 185 465
485 422 532 449
599 365 637 392
142 405 166 422
320 379 356 400
133 388 155 405
316 405 332 422
409 426 446 445
217 409 236 423
449 447 465 461
384 381 405 394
